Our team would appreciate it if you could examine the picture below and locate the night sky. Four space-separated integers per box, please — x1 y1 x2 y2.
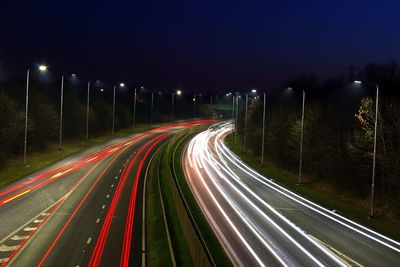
1 0 399 92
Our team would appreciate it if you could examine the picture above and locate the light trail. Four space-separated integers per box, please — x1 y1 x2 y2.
183 121 400 266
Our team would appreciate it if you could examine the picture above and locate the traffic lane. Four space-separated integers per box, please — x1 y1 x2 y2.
102 134 171 267
216 132 400 266
183 155 263 267
0 132 149 207
228 161 400 266
0 164 93 241
7 135 150 266
0 133 147 241
196 147 337 267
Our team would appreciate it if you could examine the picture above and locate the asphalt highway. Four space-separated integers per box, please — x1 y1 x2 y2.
183 121 400 267
0 120 213 267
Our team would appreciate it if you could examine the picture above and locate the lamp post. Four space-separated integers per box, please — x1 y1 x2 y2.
244 89 256 152
244 93 248 151
112 82 125 135
171 90 181 121
86 81 90 140
299 89 306 185
193 95 196 118
150 91 154 123
261 92 266 164
133 87 137 126
235 95 239 144
354 80 379 218
24 65 47 165
59 75 64 150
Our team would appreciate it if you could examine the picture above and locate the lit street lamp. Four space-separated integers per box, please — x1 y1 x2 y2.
286 87 306 184
193 95 196 118
24 65 47 165
112 82 125 135
261 92 266 164
235 95 239 144
59 75 64 150
171 90 182 121
244 89 257 152
133 87 137 126
354 80 380 218
86 81 90 140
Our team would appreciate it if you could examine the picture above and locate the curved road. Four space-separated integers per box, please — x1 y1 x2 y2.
183 122 400 267
0 120 212 267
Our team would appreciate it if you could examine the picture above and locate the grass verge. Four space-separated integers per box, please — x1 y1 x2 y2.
225 134 400 241
0 124 152 188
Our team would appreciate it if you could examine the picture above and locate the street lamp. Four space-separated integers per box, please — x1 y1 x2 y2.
286 87 306 185
86 81 91 140
133 87 137 126
193 95 196 118
244 89 257 152
235 94 239 144
24 64 47 165
58 75 65 151
112 82 125 135
354 80 380 218
261 92 266 164
171 90 182 120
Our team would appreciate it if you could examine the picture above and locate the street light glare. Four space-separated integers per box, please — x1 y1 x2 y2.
251 89 257 93
354 80 362 84
177 90 182 95
100 88 104 92
38 65 48 71
119 83 125 87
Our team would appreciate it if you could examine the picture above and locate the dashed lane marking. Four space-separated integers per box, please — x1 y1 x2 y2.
23 227 37 232
11 236 29 241
86 237 92 245
106 194 110 198
96 218 100 224
0 245 19 252
102 205 106 209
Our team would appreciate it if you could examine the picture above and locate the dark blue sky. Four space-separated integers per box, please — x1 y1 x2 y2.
1 0 399 91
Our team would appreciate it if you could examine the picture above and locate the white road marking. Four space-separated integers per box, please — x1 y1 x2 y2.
33 219 44 223
96 218 100 224
106 194 110 198
102 205 106 209
11 235 29 241
111 184 114 188
23 227 37 232
86 237 92 245
0 245 19 252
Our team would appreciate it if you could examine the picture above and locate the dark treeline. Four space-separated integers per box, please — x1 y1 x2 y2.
237 61 400 217
0 76 212 167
